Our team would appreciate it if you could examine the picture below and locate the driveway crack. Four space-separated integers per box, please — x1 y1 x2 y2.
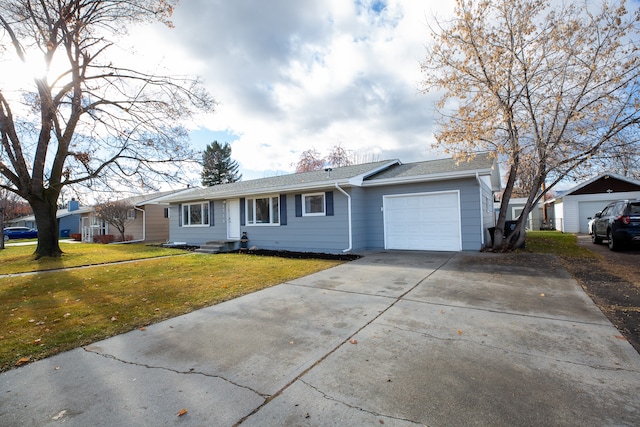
299 379 425 425
83 346 269 398
378 322 640 373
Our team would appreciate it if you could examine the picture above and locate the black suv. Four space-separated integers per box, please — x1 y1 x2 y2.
591 199 640 251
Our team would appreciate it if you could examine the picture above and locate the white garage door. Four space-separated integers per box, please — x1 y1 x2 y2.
578 200 613 234
384 191 461 251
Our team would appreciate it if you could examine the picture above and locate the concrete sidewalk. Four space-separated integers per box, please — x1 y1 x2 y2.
1 251 639 426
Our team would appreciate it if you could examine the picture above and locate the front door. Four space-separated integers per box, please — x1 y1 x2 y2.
227 199 241 239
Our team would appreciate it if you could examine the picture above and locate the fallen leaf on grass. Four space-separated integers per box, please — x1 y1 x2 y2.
110 317 117 322
15 356 31 366
177 408 187 417
33 338 41 344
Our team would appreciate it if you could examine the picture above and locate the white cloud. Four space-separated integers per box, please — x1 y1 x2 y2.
133 0 457 180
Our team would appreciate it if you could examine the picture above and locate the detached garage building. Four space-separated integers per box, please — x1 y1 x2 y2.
549 173 640 234
157 153 501 253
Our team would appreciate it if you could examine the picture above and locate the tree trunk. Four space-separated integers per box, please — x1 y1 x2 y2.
493 155 519 251
30 191 62 258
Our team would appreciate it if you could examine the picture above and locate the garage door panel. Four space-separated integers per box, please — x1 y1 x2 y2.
578 200 614 234
384 192 461 251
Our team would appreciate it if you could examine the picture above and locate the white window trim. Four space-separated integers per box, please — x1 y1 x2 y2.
246 195 280 226
182 202 210 227
302 192 325 217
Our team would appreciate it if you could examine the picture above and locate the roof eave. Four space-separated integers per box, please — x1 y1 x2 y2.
363 168 500 189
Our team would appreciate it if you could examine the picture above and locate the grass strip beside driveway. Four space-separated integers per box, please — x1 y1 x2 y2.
523 231 596 258
0 252 342 372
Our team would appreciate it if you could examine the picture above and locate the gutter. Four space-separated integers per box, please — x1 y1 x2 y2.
334 183 352 253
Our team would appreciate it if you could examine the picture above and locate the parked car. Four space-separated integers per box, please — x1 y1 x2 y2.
3 227 39 241
591 199 640 251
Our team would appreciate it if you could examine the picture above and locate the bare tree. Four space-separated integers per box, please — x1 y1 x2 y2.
94 200 134 242
0 1 215 258
422 0 640 250
293 144 359 173
293 148 325 173
580 126 640 180
325 143 353 168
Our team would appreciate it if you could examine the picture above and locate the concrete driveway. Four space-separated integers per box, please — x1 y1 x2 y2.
1 251 639 426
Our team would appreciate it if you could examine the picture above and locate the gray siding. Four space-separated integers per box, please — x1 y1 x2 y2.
168 178 487 253
358 178 483 251
481 182 495 246
168 201 226 245
349 186 369 251
169 192 350 253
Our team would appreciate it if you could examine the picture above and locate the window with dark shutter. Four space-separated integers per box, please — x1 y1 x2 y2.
325 191 334 216
280 194 287 225
295 194 302 217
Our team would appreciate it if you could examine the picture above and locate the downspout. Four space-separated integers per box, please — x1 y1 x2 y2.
334 183 352 253
476 173 486 247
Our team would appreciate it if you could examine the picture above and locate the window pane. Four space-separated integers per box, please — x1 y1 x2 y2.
305 194 325 214
203 203 209 225
183 205 189 225
255 198 270 223
272 197 279 223
190 204 202 225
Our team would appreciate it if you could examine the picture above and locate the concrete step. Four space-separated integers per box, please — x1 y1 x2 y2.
195 240 239 254
194 248 220 254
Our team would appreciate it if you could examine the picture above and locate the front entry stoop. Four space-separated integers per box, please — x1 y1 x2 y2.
194 240 238 254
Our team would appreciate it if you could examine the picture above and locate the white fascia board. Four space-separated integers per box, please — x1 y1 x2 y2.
348 160 402 186
362 169 496 188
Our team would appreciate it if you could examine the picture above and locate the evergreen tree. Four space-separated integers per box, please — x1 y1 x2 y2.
201 141 242 186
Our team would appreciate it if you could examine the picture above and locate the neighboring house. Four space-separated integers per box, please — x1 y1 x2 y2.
155 153 501 253
80 190 187 243
547 173 640 234
7 199 90 236
494 197 546 231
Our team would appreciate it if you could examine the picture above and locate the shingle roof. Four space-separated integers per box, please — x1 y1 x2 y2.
120 189 192 206
156 160 399 203
155 152 500 204
365 152 496 182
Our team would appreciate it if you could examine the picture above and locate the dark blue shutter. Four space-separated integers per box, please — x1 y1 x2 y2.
295 194 302 217
178 204 182 227
209 201 214 226
280 194 287 225
240 198 246 226
325 191 334 216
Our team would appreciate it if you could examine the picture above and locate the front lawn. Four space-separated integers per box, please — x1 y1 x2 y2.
0 249 342 372
0 242 186 275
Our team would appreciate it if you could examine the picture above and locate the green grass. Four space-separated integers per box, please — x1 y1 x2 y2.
0 242 186 275
523 231 596 258
0 248 342 372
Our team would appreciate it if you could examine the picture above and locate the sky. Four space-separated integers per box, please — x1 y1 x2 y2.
125 0 457 181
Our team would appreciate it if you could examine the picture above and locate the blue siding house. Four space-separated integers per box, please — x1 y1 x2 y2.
156 153 501 253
